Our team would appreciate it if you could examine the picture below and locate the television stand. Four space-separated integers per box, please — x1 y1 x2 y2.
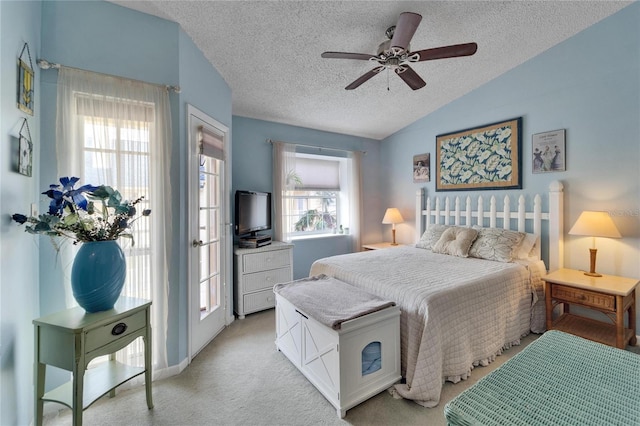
239 234 271 248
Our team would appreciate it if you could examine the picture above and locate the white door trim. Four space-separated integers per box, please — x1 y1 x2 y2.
186 104 233 362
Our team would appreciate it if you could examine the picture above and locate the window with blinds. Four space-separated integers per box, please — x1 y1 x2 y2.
284 153 348 237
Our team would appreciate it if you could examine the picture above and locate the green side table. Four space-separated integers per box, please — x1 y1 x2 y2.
33 297 153 426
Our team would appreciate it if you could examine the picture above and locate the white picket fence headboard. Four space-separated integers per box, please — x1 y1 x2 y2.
415 181 564 271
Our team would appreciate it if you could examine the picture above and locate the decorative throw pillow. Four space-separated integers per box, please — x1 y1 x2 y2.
468 227 526 263
415 224 450 250
432 227 479 258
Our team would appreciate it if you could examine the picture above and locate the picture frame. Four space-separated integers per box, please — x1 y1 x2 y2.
435 117 522 191
18 118 33 177
413 153 430 183
17 43 34 116
532 129 565 173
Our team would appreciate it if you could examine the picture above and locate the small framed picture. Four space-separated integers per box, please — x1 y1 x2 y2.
532 129 565 173
413 153 430 183
17 118 33 177
17 43 35 116
18 132 33 177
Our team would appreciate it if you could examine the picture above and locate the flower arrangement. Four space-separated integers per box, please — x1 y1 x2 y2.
12 176 151 246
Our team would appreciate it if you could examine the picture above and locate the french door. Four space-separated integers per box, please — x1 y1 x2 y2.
187 105 231 358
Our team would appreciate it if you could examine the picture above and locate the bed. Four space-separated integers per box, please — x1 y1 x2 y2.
309 181 565 408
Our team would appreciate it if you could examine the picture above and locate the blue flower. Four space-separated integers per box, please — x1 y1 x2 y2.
43 177 98 215
11 177 150 245
12 213 28 224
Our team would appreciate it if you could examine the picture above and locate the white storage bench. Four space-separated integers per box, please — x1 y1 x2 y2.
274 275 401 418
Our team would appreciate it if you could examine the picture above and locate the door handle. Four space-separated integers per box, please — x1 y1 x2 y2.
192 239 203 248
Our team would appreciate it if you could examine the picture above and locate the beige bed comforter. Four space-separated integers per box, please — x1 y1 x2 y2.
309 246 546 407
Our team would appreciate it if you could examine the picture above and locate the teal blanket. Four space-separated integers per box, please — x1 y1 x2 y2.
445 330 640 426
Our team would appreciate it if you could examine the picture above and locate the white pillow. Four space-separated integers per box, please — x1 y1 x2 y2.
516 233 539 259
432 227 479 258
468 227 526 263
415 224 450 250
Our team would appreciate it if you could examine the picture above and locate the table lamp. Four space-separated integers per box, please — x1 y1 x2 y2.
382 208 404 246
568 210 621 277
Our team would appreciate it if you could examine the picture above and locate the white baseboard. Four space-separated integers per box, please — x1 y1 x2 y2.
154 357 189 381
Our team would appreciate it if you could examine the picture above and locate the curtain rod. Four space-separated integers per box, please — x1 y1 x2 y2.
37 59 181 93
267 139 366 155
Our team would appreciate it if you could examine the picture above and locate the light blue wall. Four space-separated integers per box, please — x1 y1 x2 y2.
231 116 382 279
381 4 639 323
0 3 42 425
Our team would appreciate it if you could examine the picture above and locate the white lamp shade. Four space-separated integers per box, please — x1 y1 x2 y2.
568 211 621 238
382 208 404 224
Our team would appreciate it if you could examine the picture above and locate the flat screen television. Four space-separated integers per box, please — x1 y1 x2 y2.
234 190 272 237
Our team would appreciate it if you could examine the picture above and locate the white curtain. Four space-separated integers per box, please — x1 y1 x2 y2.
56 67 171 377
272 141 296 242
347 150 363 251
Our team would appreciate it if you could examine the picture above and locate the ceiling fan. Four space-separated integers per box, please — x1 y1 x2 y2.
321 12 478 91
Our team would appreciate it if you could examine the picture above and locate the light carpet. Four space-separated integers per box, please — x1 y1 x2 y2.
43 309 639 426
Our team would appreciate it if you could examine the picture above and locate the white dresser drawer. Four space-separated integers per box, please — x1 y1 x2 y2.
234 241 294 318
243 267 291 293
243 289 276 313
243 249 290 273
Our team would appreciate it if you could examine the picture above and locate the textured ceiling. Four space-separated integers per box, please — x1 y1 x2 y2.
109 1 630 140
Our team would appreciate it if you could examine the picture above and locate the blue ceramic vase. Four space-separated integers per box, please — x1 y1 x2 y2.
71 240 126 313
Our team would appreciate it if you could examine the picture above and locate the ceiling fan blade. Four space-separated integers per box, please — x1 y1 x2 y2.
395 65 426 90
345 66 384 90
321 51 376 61
411 42 478 62
391 12 422 50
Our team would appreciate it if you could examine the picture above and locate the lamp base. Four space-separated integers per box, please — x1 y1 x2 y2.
586 248 602 277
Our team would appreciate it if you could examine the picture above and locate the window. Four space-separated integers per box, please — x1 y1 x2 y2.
79 99 155 369
82 116 153 286
284 153 348 238
273 141 362 249
286 190 338 235
57 67 172 378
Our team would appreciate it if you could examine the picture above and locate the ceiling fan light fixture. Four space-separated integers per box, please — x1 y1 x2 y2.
321 11 477 91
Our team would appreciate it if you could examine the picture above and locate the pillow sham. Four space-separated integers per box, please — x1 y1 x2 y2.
468 227 526 263
415 224 450 250
432 227 479 258
516 232 539 259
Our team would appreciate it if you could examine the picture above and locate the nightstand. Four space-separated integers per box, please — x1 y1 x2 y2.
33 297 153 426
543 268 638 349
362 242 405 250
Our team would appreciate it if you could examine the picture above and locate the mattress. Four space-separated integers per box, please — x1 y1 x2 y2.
310 246 546 407
445 330 640 425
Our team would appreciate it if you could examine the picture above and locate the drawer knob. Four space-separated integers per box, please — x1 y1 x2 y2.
111 322 128 336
